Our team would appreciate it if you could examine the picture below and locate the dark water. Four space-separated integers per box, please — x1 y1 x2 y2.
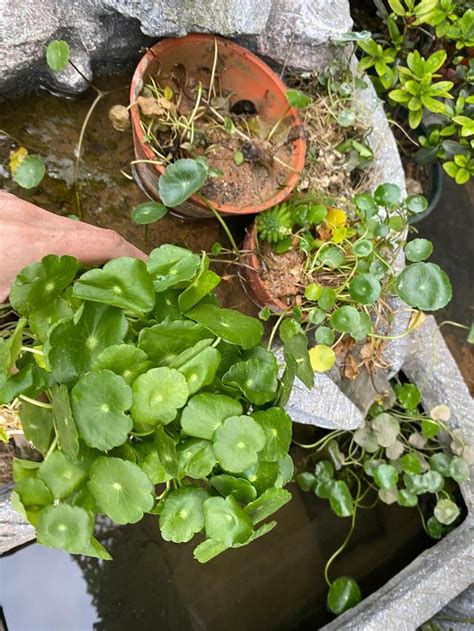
0 78 472 631
1 482 432 631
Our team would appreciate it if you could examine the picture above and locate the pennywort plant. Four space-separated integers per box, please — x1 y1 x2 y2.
356 0 474 184
1 246 295 561
253 183 452 373
296 379 472 616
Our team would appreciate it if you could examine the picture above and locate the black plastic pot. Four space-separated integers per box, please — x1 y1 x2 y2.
409 158 444 224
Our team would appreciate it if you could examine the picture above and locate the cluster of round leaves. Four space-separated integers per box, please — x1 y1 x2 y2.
3 245 295 562
296 380 471 617
256 183 452 373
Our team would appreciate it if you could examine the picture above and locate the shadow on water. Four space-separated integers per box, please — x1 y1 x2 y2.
0 78 472 631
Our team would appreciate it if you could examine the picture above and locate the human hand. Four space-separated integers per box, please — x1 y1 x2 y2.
0 192 147 302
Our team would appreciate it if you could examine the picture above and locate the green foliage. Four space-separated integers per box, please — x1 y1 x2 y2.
356 1 474 184
46 40 70 72
5 246 294 561
131 202 168 225
12 155 45 189
158 158 208 207
255 186 451 372
297 375 469 616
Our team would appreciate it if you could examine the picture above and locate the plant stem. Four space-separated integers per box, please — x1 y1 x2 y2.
18 395 52 410
197 196 239 254
266 312 288 352
44 435 58 460
73 90 107 218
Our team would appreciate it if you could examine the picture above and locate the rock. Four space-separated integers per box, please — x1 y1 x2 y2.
0 490 35 555
253 0 353 71
0 0 352 97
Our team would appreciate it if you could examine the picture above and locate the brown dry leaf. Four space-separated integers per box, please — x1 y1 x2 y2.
409 310 425 330
343 354 360 380
108 104 130 132
317 225 332 241
136 96 176 117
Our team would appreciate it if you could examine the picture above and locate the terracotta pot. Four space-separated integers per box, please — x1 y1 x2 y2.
130 34 306 219
240 221 289 312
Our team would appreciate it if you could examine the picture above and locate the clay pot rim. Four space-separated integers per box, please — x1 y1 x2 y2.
129 33 306 216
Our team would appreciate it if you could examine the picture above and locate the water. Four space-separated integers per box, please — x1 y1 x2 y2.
0 78 472 631
1 482 431 631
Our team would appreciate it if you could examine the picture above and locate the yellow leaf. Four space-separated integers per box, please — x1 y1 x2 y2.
9 147 28 175
331 227 348 244
163 86 174 101
326 207 347 228
309 345 336 372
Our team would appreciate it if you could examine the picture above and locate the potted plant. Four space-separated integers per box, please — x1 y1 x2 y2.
0 245 299 561
128 34 306 219
354 0 474 216
240 183 451 374
295 375 472 616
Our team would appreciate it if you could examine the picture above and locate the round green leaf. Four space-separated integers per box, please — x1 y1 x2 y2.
374 183 401 207
397 489 418 507
159 486 209 543
350 311 373 341
46 40 70 71
181 393 243 440
396 262 452 311
177 346 221 394
223 358 278 406
186 303 263 350
314 460 335 481
210 474 257 503
329 480 353 517
131 367 189 426
244 487 292 524
10 254 79 316
15 477 53 508
296 471 316 492
429 453 452 476
434 498 460 525
147 245 201 292
92 344 150 384
353 425 379 453
286 88 311 109
405 238 433 262
46 302 128 383
204 495 253 545
12 155 45 189
242 461 279 496
138 320 210 364
318 245 345 269
131 202 167 225
426 515 444 539
154 426 178 477
252 407 292 461
349 274 381 305
177 439 216 478
406 194 428 214
213 415 266 473
449 456 470 483
338 109 356 127
354 192 378 218
372 413 400 447
38 451 87 500
397 383 421 410
399 453 424 474
88 456 154 524
330 306 360 333
36 504 93 554
50 384 79 460
314 326 334 345
352 239 373 257
71 370 132 451
318 287 336 311
73 258 155 316
373 463 399 489
327 577 362 615
20 402 53 455
158 158 208 207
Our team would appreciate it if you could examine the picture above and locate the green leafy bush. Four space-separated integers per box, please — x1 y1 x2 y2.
1 246 294 561
356 0 474 184
253 184 451 372
296 379 472 615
